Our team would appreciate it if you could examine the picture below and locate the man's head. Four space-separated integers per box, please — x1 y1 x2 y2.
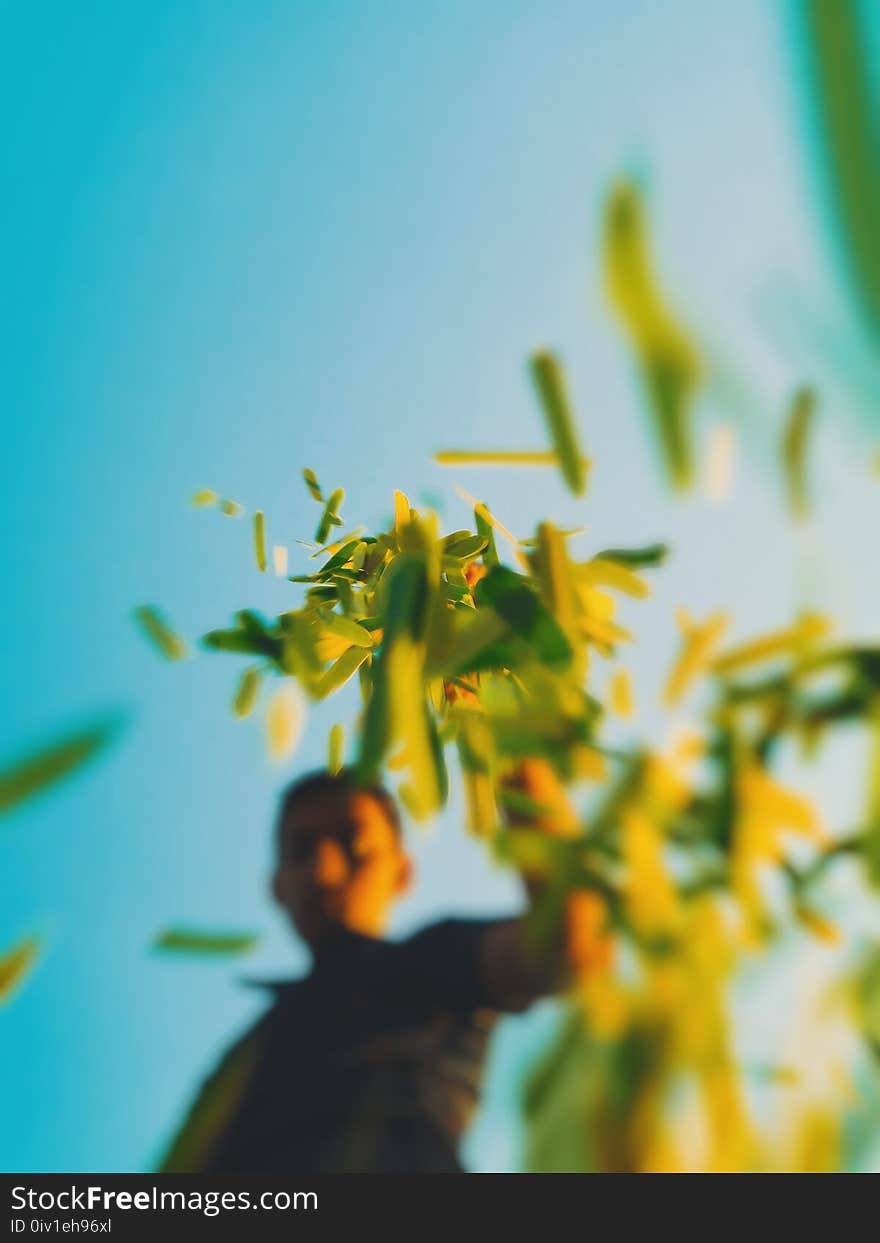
271 770 413 947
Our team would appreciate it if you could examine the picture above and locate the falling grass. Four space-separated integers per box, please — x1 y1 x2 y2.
0 720 120 817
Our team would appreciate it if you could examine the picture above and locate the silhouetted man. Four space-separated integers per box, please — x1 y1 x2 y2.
160 762 574 1173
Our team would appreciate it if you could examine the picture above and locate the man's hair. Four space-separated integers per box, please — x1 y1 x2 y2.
275 769 402 858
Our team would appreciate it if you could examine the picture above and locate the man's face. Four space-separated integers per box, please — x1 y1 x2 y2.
272 789 412 946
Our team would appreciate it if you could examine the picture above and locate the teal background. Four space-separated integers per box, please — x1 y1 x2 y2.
2 0 878 1171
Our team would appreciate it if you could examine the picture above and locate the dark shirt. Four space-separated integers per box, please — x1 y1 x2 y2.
160 918 512 1174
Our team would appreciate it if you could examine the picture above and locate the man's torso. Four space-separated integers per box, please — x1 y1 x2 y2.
162 920 504 1174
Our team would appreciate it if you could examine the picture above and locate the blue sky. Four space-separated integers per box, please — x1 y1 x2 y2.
2 0 877 1171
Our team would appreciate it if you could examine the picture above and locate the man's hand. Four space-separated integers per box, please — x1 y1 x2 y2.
479 759 611 1011
500 756 580 837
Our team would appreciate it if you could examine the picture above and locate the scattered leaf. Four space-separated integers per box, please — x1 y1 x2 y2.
153 928 259 956
253 511 267 572
0 936 40 1004
529 351 588 496
134 606 188 661
0 721 119 817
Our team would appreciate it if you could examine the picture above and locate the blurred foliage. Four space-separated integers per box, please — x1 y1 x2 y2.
0 936 40 1007
603 180 701 490
152 928 260 957
142 174 880 1171
163 454 880 1169
797 0 880 341
781 386 818 521
132 606 188 662
2 2 876 1170
0 720 120 818
0 718 121 1006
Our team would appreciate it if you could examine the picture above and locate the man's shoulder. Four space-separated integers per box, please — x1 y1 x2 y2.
384 914 517 1013
394 914 515 957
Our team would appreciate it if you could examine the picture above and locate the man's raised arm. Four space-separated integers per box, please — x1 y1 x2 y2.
478 758 590 1012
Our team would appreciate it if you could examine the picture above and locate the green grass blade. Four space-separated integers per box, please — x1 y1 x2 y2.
529 351 587 496
0 720 119 817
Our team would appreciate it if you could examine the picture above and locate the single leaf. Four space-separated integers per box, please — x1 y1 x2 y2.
781 386 817 521
355 655 391 781
265 686 305 760
0 721 118 816
278 612 324 690
202 628 267 655
394 489 411 531
594 543 669 569
383 554 432 643
328 723 345 775
799 0 880 337
316 539 363 574
713 613 831 677
435 449 591 470
664 610 729 705
474 504 499 567
533 522 579 653
703 422 736 503
314 645 370 700
315 632 353 664
134 606 188 661
153 928 259 956
442 532 488 558
272 545 288 576
579 559 650 598
303 467 324 503
191 488 218 508
232 667 262 719
609 668 634 718
253 510 267 572
604 180 700 490
0 936 40 1004
315 488 344 544
319 611 374 649
460 764 497 836
203 613 281 660
529 351 587 496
